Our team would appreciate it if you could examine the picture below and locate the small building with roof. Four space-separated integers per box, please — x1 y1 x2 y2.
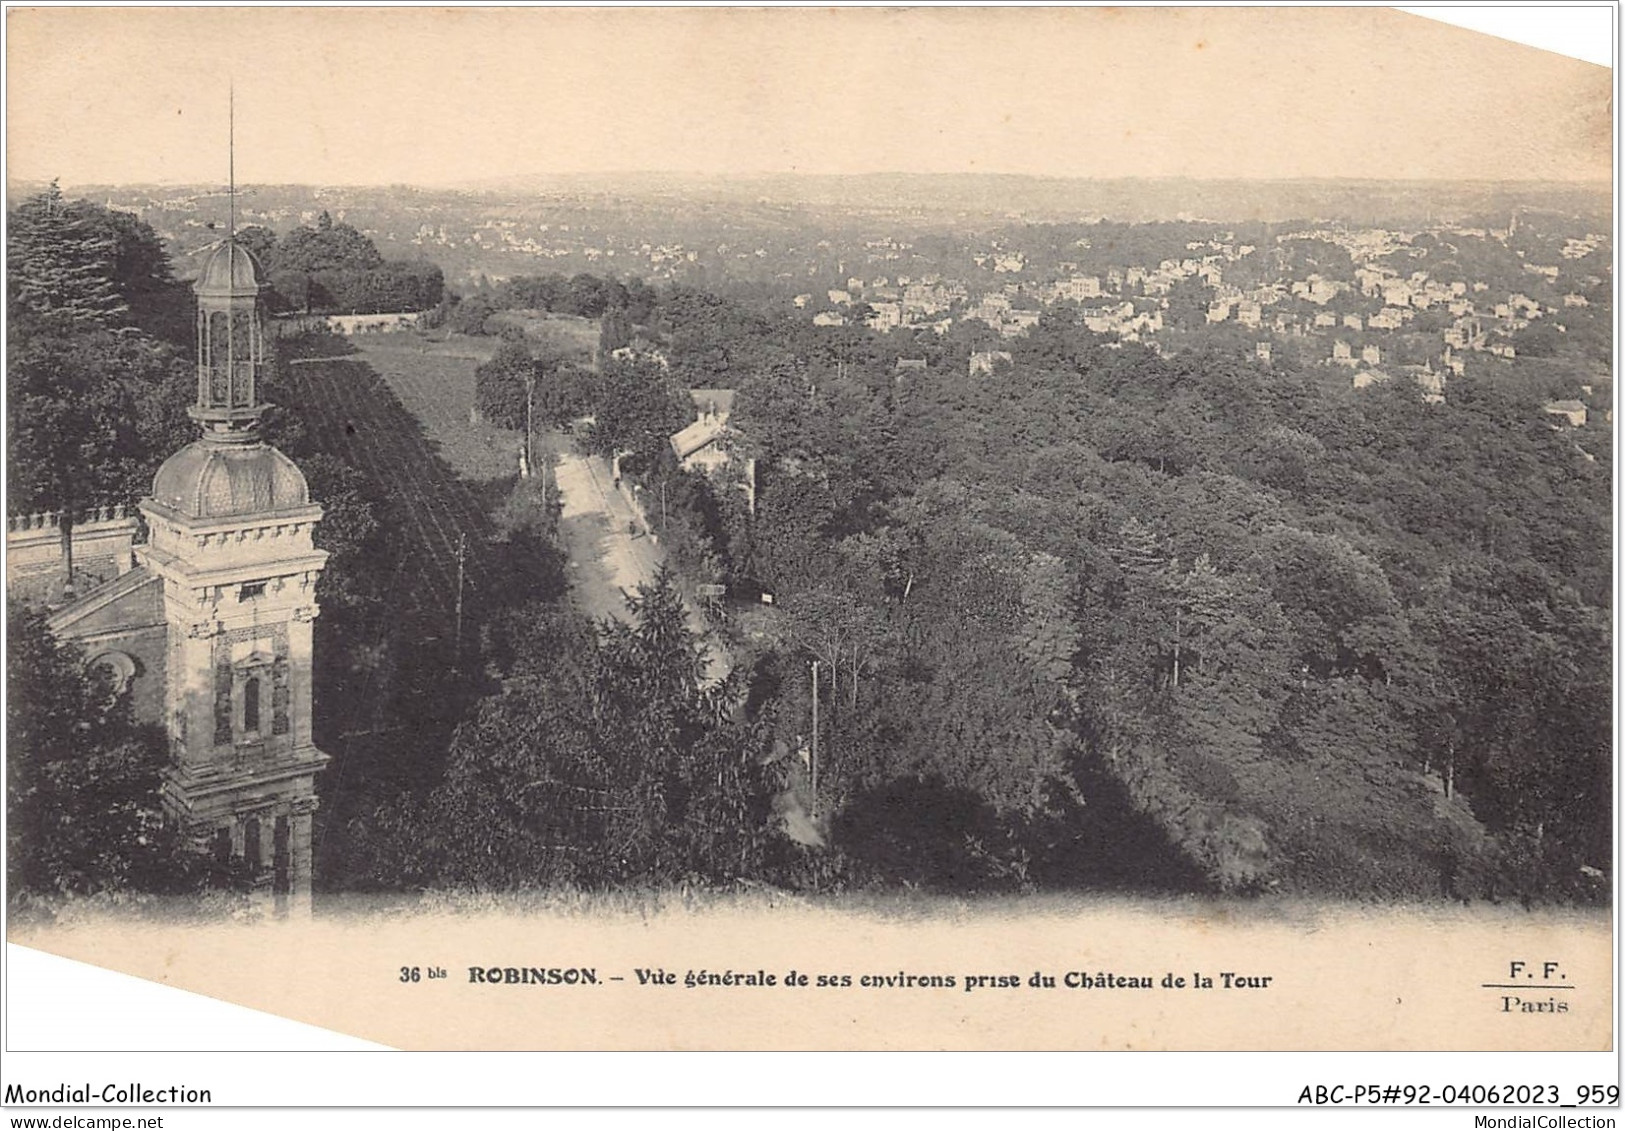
1544 400 1588 428
670 388 737 474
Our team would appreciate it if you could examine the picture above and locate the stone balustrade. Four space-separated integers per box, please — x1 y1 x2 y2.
8 504 131 532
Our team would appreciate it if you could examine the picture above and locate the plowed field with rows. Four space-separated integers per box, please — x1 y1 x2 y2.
281 339 510 630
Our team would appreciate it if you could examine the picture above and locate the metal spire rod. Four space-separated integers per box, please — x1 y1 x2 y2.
228 82 235 238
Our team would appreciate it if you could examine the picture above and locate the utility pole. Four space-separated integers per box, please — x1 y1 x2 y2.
810 660 820 820
660 478 668 532
453 532 466 667
524 373 534 480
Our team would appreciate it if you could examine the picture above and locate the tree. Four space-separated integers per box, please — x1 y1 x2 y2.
7 183 197 594
447 292 497 336
474 340 535 431
599 304 634 355
7 602 202 907
563 272 622 318
573 231 1610 901
623 277 658 324
8 181 197 341
233 224 279 268
587 356 688 471
8 182 129 332
426 656 610 890
80 202 193 345
8 326 193 588
274 213 385 312
532 359 590 429
1073 521 1300 890
421 570 767 889
595 568 765 880
778 586 885 710
277 211 384 275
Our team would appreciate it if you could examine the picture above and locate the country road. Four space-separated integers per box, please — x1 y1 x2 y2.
551 447 732 686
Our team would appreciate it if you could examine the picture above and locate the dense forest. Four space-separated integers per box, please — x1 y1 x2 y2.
420 285 1612 901
5 184 1613 910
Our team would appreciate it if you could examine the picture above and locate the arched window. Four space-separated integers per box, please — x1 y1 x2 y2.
244 676 261 733
229 313 256 406
208 311 230 404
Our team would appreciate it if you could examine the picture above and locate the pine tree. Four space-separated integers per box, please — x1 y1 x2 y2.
422 571 763 889
7 182 130 330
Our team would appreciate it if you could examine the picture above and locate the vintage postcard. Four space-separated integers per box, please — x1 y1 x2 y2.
2 4 1615 1114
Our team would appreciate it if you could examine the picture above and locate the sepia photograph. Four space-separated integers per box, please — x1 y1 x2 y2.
2 3 1615 1118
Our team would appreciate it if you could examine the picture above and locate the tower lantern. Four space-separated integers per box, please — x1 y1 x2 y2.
192 240 269 436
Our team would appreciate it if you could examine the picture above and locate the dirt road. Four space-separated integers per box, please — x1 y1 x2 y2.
551 448 731 685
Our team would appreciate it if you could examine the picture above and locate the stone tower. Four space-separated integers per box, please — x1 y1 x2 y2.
137 239 330 916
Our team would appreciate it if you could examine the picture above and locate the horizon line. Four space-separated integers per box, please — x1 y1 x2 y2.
10 171 1616 194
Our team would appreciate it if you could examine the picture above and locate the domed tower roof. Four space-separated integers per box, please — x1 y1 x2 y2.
194 240 265 299
149 438 311 521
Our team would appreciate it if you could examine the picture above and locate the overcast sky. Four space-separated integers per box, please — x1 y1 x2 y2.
7 6 1612 188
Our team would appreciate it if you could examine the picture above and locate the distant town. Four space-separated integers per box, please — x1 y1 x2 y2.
40 175 1611 429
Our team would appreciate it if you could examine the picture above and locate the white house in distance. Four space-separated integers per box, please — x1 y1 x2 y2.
1543 400 1588 428
669 388 756 513
670 388 737 474
969 350 1013 377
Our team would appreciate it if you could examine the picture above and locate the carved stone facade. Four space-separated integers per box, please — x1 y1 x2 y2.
8 239 330 917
